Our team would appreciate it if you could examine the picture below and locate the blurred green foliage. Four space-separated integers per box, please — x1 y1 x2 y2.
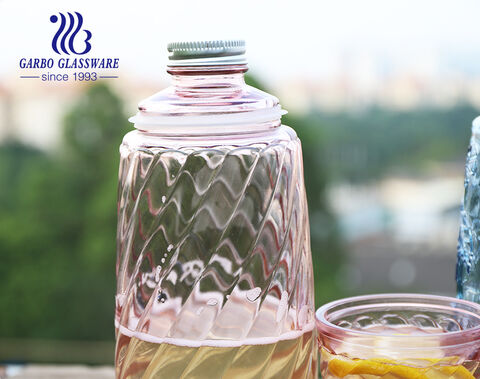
0 83 129 341
315 106 476 182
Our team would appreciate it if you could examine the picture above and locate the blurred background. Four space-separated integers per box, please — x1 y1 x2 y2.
1 0 479 367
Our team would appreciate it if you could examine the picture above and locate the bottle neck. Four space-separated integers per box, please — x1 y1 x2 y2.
166 64 248 76
167 65 248 95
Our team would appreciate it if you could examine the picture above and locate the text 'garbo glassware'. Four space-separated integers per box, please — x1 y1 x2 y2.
316 294 480 379
114 40 317 378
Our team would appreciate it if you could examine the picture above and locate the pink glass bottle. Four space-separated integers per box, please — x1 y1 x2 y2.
115 40 316 378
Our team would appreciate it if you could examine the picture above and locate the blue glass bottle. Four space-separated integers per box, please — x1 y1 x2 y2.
457 116 480 303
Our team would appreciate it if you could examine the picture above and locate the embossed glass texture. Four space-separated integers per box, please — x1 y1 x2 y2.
457 117 480 303
316 294 480 379
114 61 316 378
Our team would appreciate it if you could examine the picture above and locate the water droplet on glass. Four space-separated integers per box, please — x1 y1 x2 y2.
167 244 174 252
163 253 168 258
207 298 218 306
161 195 166 203
157 291 167 303
246 287 261 302
155 265 161 282
161 258 165 264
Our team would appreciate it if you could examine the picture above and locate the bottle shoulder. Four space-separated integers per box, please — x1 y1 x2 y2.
138 84 279 116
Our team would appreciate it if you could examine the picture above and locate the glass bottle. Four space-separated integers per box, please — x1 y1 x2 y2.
457 116 480 303
114 40 317 378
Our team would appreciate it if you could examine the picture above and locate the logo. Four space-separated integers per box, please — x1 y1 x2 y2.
50 12 92 55
18 11 119 82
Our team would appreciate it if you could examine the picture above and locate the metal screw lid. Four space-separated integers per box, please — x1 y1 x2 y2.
167 40 247 66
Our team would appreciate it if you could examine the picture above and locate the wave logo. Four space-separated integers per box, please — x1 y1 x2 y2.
50 12 92 55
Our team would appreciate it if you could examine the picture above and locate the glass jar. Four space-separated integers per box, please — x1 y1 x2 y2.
316 294 480 379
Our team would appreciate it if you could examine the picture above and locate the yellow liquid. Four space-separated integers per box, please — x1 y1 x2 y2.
320 348 479 379
116 328 317 379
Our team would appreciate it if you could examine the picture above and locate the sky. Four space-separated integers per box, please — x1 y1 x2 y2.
1 0 480 84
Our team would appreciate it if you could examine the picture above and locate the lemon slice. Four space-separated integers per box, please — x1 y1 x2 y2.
437 365 476 379
326 355 475 379
328 356 427 378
